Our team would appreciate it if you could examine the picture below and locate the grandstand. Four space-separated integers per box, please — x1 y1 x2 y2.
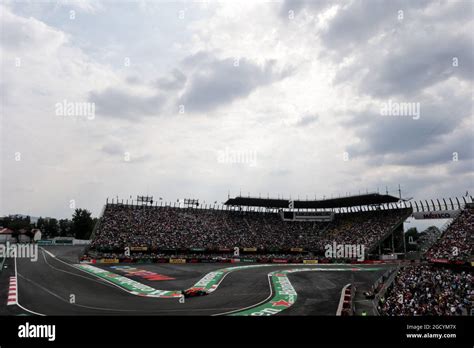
379 265 472 316
377 205 473 316
86 193 412 262
81 192 474 317
425 207 473 263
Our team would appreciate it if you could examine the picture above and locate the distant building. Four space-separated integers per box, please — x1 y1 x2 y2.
0 228 15 243
18 229 31 243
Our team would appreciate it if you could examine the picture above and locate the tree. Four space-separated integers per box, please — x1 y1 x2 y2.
4 215 32 231
36 217 46 231
71 209 95 240
44 218 59 238
59 219 72 237
11 229 19 242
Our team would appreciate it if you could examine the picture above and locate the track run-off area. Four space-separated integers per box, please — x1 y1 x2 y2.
0 246 392 316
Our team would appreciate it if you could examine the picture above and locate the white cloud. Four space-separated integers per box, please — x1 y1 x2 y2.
1 1 472 218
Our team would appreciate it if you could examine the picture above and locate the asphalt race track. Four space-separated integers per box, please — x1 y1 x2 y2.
0 246 393 316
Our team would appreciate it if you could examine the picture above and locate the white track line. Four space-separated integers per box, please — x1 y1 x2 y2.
39 248 145 296
18 250 147 313
16 271 143 313
40 250 119 290
39 251 380 314
41 248 56 258
214 268 370 316
212 273 274 316
14 256 46 316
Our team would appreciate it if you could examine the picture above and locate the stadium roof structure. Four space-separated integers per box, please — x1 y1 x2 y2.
224 193 401 209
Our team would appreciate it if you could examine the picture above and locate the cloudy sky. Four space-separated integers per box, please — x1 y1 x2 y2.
1 0 473 219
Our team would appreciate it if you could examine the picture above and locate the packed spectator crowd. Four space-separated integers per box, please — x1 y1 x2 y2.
316 209 407 252
425 208 473 262
379 265 472 316
87 204 410 258
86 251 309 263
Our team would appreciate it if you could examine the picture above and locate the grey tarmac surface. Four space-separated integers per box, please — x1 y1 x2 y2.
0 246 393 316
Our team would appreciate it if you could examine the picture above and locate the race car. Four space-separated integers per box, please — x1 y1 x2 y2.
182 287 207 298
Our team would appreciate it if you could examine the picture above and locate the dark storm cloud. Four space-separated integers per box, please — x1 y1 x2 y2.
279 0 341 18
295 114 319 127
178 53 294 113
89 88 165 119
155 69 187 90
358 129 474 171
447 159 474 176
396 129 474 167
285 0 472 98
88 52 292 117
345 93 472 166
125 75 141 85
319 0 430 52
334 31 473 97
280 0 474 171
329 1 473 97
101 142 125 156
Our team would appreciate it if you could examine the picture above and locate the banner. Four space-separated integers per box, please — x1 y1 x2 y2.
303 260 318 264
169 258 186 264
100 258 119 264
190 248 205 252
241 258 254 263
429 258 449 264
291 248 303 252
54 239 73 245
412 210 460 220
37 240 53 245
130 246 148 251
272 259 288 263
380 254 398 260
243 247 257 252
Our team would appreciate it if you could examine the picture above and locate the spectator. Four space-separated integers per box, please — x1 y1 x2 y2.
426 208 473 262
88 203 410 260
379 265 472 316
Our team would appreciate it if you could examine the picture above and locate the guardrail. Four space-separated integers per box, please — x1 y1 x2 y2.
372 265 401 315
0 257 5 273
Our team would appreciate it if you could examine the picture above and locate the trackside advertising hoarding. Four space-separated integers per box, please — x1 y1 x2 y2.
272 259 288 263
412 210 460 219
303 260 318 264
100 258 119 264
169 258 186 264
